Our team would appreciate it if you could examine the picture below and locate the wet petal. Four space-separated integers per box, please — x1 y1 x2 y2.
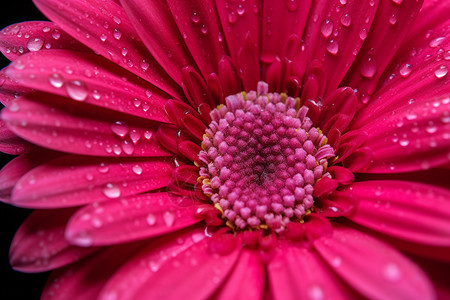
0 150 59 203
215 249 265 300
344 0 423 97
120 0 196 85
338 181 450 246
0 21 89 61
303 0 379 95
10 209 99 272
11 155 174 208
33 0 181 98
314 225 435 300
41 241 145 300
167 0 228 79
268 243 358 300
6 50 170 122
0 70 32 105
66 192 199 246
99 228 240 300
2 93 170 157
0 120 32 155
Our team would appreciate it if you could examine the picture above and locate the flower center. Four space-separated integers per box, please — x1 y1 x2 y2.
198 82 335 232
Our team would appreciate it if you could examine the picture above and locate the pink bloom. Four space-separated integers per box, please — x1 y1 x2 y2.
0 0 449 299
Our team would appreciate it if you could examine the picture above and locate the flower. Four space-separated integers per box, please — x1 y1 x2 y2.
0 0 449 299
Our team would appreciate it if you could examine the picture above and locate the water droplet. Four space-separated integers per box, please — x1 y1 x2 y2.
113 29 122 40
405 112 417 120
434 65 448 78
359 28 367 40
340 0 347 4
121 140 135 155
26 38 44 52
444 50 450 61
113 16 121 24
140 60 149 71
331 256 342 267
48 73 64 88
100 34 107 42
97 163 110 173
360 58 376 78
340 14 351 27
399 139 410 147
110 121 129 137
429 37 445 48
132 164 143 175
399 63 412 77
426 123 437 134
236 5 245 15
228 11 237 24
320 19 333 38
102 183 121 199
326 39 339 55
163 211 175 227
191 12 200 23
392 0 403 4
146 213 156 226
200 25 208 35
129 130 141 144
74 234 93 247
307 285 324 300
144 131 153 140
389 14 397 25
286 0 299 11
65 80 88 101
383 263 402 282
85 173 94 181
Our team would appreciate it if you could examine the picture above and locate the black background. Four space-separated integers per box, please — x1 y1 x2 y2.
1 1 49 299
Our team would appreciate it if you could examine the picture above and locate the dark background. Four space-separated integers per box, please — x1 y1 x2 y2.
1 1 49 299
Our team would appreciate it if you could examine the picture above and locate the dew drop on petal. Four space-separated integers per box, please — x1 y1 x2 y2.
163 211 175 227
434 65 448 78
122 140 135 155
52 29 61 40
340 14 351 27
113 29 122 40
326 39 339 55
74 234 93 247
65 80 88 101
144 131 153 140
48 73 64 88
132 164 143 175
228 11 237 24
340 0 347 5
102 183 121 199
429 37 445 48
383 263 402 282
359 28 367 40
97 163 109 173
389 14 397 25
100 34 107 42
110 121 129 137
26 38 44 52
146 213 156 226
392 0 403 4
399 63 412 77
360 58 376 78
320 19 333 38
307 285 324 300
191 12 200 23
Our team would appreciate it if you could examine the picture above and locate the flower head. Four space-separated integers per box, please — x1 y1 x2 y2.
0 0 449 299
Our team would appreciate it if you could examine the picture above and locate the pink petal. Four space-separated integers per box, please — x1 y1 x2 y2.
41 241 146 300
0 70 32 105
66 192 199 246
338 181 450 246
314 225 435 300
6 49 170 122
99 228 240 300
10 208 99 273
261 0 311 69
33 0 182 98
344 0 423 97
167 0 228 80
215 0 262 90
0 21 89 61
2 93 171 157
303 0 379 95
11 155 174 208
0 120 32 155
0 150 59 203
215 249 265 300
120 0 196 85
268 243 358 300
351 81 450 172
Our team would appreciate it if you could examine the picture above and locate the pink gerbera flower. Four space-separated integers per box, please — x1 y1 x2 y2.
1 0 449 299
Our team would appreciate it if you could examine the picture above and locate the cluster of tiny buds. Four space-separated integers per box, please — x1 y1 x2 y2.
198 82 335 232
